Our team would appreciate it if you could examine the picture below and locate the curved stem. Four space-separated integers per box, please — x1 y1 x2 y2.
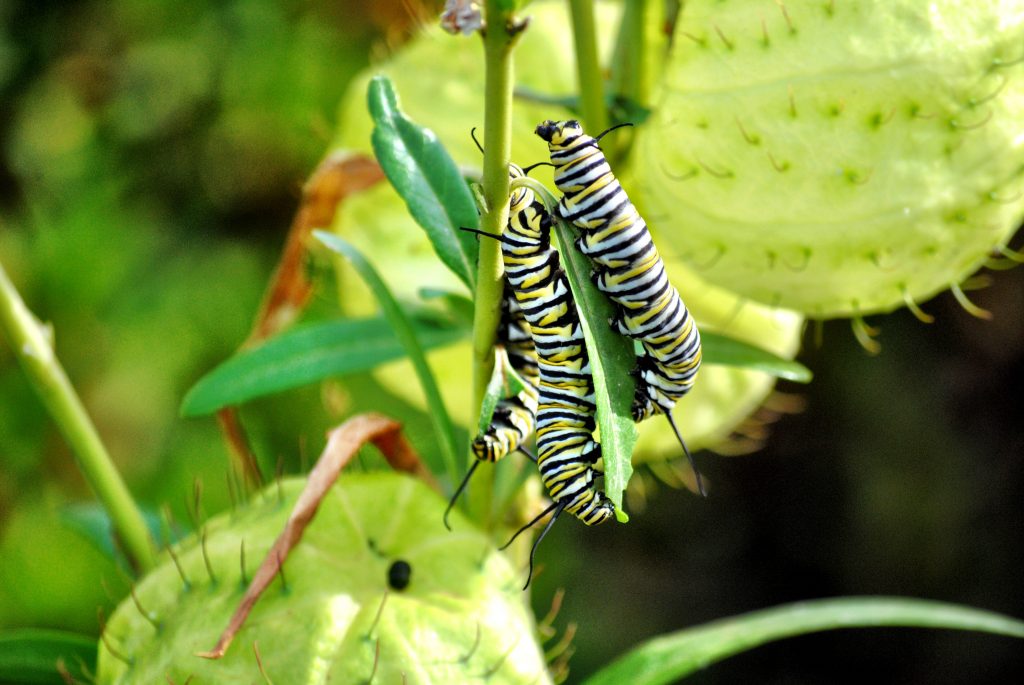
0 260 156 572
467 1 520 527
512 176 560 213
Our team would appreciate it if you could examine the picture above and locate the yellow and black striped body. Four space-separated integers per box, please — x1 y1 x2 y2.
470 284 539 463
501 165 615 526
535 120 702 424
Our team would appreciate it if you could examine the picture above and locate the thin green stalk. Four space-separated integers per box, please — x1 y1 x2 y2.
467 1 519 527
0 261 156 572
610 0 648 108
605 0 648 163
569 0 609 133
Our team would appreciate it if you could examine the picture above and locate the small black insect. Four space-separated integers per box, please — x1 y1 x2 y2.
387 560 412 591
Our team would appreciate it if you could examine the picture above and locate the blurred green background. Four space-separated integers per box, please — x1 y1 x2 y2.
0 1 1021 683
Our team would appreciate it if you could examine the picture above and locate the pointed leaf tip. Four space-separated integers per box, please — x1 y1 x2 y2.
367 74 399 121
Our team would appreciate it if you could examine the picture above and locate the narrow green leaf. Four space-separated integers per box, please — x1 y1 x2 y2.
512 85 580 112
475 347 531 436
367 75 479 290
468 342 536 526
180 316 467 417
548 203 638 520
503 360 528 397
60 504 171 564
703 331 812 383
418 288 476 326
0 629 96 684
583 597 1024 685
609 94 653 128
315 231 462 487
477 349 507 435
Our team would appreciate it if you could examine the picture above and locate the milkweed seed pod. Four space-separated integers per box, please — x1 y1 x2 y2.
97 473 550 685
631 0 1024 318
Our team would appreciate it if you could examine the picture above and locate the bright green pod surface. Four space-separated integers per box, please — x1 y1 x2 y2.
632 0 1024 317
97 473 550 684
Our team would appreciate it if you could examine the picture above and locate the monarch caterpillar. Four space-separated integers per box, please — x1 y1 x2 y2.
463 161 617 588
471 285 540 464
445 284 539 530
535 119 705 494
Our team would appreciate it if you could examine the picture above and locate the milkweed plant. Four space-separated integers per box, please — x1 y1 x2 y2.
1 1 1023 683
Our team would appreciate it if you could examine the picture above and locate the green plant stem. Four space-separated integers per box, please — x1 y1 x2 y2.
468 1 518 527
0 261 156 572
569 0 608 133
610 0 647 108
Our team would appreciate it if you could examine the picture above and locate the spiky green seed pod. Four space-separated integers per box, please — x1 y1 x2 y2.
632 0 1024 318
97 473 550 685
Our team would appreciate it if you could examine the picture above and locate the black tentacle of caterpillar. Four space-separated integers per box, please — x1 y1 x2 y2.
535 119 706 496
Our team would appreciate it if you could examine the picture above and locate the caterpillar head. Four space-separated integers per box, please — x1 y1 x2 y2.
535 119 584 147
471 434 496 462
507 162 532 210
581 496 617 526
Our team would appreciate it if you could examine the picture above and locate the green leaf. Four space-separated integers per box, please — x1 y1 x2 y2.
475 347 530 436
0 629 96 684
418 287 476 326
609 94 652 128
700 332 813 383
582 597 1024 685
549 206 639 520
503 360 528 398
180 316 467 417
367 75 479 291
512 86 581 113
59 504 173 564
477 349 507 435
315 231 462 487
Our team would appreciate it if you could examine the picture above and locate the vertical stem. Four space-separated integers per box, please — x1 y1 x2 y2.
569 0 609 133
0 261 156 572
611 0 648 108
468 2 517 527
